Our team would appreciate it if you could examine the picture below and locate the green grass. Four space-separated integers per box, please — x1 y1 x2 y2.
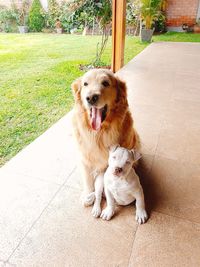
153 31 200 42
0 32 200 166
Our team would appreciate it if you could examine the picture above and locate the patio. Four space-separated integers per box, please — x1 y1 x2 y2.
1 41 200 266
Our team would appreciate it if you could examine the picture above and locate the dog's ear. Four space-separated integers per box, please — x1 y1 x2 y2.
71 78 82 100
130 149 142 161
109 144 120 153
115 76 127 103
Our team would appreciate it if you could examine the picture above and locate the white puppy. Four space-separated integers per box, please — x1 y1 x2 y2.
92 145 148 224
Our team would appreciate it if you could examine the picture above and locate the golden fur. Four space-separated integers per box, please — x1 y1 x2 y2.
71 69 140 196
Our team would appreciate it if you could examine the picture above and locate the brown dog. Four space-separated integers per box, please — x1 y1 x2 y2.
71 69 140 206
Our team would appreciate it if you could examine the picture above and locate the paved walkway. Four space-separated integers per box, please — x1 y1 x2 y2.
1 42 200 267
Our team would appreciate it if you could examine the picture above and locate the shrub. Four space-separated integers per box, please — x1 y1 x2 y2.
59 2 77 33
28 0 45 32
140 0 164 29
17 0 30 26
0 5 18 32
40 1 74 33
46 0 61 28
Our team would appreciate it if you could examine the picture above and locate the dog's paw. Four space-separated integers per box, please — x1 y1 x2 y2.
82 192 95 207
100 207 114 221
135 209 148 224
92 205 101 218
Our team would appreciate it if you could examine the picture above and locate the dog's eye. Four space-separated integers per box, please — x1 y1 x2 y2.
126 160 131 164
102 81 109 87
84 82 88 86
112 156 116 160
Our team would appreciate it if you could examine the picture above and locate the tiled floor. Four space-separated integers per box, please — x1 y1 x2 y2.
1 42 200 267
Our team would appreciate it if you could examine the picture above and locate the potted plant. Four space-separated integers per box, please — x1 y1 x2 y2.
55 18 62 33
140 0 163 42
194 18 200 33
17 0 29 33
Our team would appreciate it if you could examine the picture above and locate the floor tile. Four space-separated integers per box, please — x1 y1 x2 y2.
129 212 200 267
165 99 200 125
0 171 60 260
65 167 82 190
1 262 16 267
156 121 200 165
9 186 138 267
145 156 200 222
156 120 187 161
131 104 165 155
128 80 172 108
3 113 77 185
172 75 200 103
135 154 155 212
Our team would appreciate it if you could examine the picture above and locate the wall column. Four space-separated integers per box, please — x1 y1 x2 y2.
111 0 126 73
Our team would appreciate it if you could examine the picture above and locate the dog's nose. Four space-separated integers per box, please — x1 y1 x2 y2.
86 94 99 105
115 167 123 174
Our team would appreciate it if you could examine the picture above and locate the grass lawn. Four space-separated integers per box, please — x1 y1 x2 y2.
0 32 200 166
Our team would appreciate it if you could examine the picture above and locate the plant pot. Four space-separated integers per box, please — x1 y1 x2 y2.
18 26 28 34
193 24 200 33
140 29 154 42
56 28 62 34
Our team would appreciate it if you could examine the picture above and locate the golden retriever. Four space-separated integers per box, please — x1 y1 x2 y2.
71 69 140 206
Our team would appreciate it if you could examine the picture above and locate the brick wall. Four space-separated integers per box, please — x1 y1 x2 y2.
166 0 199 27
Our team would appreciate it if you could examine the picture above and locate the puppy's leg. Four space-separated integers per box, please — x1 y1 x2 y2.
101 187 115 221
92 173 104 218
134 187 148 224
80 163 95 207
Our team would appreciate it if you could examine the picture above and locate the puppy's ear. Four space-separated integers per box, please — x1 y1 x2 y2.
115 76 127 103
109 144 120 153
71 78 82 100
130 149 142 162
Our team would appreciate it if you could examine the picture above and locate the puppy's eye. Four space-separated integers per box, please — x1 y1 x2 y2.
112 156 116 160
126 160 131 164
84 82 88 86
102 81 109 87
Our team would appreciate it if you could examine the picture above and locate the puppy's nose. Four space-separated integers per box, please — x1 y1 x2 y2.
86 94 99 105
115 167 123 174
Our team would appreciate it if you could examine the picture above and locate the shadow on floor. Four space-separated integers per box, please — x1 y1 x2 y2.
136 156 159 215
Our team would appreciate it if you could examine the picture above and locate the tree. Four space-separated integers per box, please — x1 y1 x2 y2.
126 0 140 35
28 0 45 32
67 0 112 66
140 0 164 29
17 0 30 26
127 0 166 35
46 0 61 28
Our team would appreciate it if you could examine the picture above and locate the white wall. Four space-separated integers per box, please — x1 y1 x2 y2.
0 0 12 7
40 0 48 11
0 0 48 10
197 0 200 20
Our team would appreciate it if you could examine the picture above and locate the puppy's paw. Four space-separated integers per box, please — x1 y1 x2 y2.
135 209 148 224
100 207 114 221
92 205 101 218
82 192 95 207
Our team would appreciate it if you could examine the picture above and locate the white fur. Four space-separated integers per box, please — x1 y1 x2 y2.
94 146 148 223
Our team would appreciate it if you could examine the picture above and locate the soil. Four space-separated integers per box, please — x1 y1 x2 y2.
79 64 111 71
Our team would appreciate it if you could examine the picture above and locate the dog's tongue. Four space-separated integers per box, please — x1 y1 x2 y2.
91 107 102 131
